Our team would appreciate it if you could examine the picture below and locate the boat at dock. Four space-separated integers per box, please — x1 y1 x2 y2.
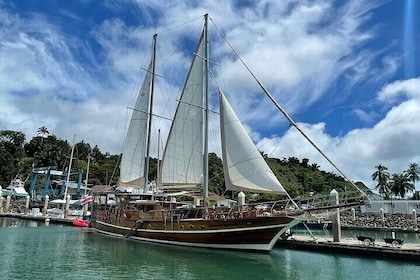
92 14 366 252
73 218 90 227
1 176 29 198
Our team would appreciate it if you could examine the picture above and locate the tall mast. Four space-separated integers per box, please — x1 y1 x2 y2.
203 14 209 207
143 34 157 193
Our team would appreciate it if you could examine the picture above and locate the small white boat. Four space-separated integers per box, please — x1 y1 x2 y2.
1 177 29 198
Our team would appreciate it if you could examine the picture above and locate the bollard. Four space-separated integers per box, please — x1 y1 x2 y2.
82 204 88 218
391 231 395 239
43 195 49 216
25 195 30 213
0 196 3 213
413 209 417 229
237 191 245 214
351 208 356 223
5 196 11 213
64 195 71 218
330 189 341 242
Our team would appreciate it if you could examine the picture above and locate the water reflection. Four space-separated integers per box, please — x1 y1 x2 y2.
1 217 419 280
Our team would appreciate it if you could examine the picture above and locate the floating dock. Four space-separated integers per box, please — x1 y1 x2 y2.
0 212 74 225
276 234 420 261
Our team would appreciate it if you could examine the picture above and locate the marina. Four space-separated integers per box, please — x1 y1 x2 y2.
1 212 419 262
1 2 419 279
1 216 418 280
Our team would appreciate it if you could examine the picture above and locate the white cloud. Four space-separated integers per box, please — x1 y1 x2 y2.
377 77 420 103
253 79 420 192
1 0 418 194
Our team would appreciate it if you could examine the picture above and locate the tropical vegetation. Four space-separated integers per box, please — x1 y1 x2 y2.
4 129 420 201
371 163 419 200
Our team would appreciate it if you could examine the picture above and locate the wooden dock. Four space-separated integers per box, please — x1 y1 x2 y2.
277 234 420 261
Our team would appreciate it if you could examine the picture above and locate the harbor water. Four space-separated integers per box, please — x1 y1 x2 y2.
0 217 418 280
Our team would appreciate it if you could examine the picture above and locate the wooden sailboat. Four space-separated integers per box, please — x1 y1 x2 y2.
91 14 366 252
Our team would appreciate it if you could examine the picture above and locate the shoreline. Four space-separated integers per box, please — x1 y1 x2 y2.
339 211 419 233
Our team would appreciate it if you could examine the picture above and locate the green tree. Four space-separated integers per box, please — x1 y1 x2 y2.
405 162 419 192
37 126 49 138
0 130 26 186
389 173 414 199
372 164 390 199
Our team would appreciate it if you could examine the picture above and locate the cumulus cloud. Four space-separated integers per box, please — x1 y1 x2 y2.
255 79 420 191
377 77 420 102
0 0 418 193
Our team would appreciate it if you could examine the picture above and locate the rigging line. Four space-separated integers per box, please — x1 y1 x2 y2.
139 67 166 79
176 99 218 114
210 17 367 197
155 15 203 35
126 106 172 121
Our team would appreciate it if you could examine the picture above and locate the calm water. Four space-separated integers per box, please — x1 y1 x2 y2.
0 218 418 280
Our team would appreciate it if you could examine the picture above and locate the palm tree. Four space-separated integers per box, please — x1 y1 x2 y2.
405 163 420 192
390 173 414 199
37 126 49 138
372 164 390 199
37 126 49 148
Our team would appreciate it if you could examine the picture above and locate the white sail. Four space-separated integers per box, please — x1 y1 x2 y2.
119 60 154 188
160 31 205 188
219 90 287 194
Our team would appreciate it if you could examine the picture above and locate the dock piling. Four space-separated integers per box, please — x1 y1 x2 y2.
43 195 49 216
330 189 341 242
5 196 11 213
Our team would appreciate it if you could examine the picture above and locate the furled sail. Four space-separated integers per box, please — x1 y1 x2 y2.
119 60 154 188
160 31 205 189
219 90 287 194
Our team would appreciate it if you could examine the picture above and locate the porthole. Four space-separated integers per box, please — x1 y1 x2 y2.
200 225 205 229
179 224 184 230
162 224 166 229
189 224 194 229
147 224 152 229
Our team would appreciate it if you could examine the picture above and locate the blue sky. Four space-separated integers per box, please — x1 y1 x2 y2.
0 0 419 192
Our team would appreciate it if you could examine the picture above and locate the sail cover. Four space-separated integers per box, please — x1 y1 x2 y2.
160 31 205 188
119 60 153 187
219 90 287 194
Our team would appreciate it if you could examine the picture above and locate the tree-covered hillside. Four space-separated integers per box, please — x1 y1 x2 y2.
0 129 370 199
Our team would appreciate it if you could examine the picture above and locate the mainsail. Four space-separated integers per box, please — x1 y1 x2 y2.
219 90 287 195
119 58 154 188
159 31 206 189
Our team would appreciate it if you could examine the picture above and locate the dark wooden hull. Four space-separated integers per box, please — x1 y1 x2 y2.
92 214 298 252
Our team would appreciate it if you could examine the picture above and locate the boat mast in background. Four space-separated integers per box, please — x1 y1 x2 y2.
64 134 76 199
